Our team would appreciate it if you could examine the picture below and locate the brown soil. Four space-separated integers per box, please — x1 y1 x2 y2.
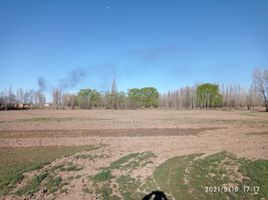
0 109 268 200
0 128 220 138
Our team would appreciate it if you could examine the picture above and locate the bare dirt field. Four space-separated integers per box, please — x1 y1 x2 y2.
0 109 267 200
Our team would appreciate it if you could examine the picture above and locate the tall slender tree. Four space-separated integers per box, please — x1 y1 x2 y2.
253 69 268 111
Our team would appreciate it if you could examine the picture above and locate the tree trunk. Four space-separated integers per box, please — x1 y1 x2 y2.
264 96 268 112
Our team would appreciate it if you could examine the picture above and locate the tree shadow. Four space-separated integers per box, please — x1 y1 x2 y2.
142 191 168 200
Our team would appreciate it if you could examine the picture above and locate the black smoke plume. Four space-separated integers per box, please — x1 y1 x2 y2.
38 77 47 92
58 67 86 90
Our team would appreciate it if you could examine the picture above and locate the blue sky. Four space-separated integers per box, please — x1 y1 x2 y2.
0 0 268 96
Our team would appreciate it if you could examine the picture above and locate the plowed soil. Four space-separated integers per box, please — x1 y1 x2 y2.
0 109 267 199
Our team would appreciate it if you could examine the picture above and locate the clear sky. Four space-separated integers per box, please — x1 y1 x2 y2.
0 0 268 96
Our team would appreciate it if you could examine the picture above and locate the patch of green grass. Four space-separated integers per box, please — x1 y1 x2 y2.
238 159 268 199
44 176 63 193
96 186 113 199
91 169 113 182
89 152 156 200
60 164 83 172
187 152 233 199
109 195 121 200
109 153 140 169
152 152 268 200
116 175 143 199
92 152 156 182
15 172 48 195
90 169 113 199
109 152 156 170
51 164 65 171
142 177 158 192
74 154 98 160
87 151 268 200
153 154 201 199
0 145 97 196
74 153 109 160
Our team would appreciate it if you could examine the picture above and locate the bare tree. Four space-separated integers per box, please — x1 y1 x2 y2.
253 68 268 111
110 78 118 109
52 88 62 107
16 88 24 104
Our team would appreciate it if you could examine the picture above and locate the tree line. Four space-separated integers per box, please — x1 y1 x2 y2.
51 79 159 110
160 69 267 111
0 69 267 111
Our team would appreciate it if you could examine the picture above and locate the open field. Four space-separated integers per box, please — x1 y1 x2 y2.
0 109 267 200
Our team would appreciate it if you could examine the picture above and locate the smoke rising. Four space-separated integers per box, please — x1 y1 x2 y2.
38 77 47 91
58 67 87 90
89 64 117 91
36 65 118 93
130 44 188 62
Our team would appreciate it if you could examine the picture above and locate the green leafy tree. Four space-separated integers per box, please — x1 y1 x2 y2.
127 87 159 109
127 88 142 109
78 89 101 109
78 89 91 109
140 87 159 108
90 89 101 107
196 83 223 108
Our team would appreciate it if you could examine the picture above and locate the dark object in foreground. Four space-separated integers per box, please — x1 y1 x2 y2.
142 191 168 200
